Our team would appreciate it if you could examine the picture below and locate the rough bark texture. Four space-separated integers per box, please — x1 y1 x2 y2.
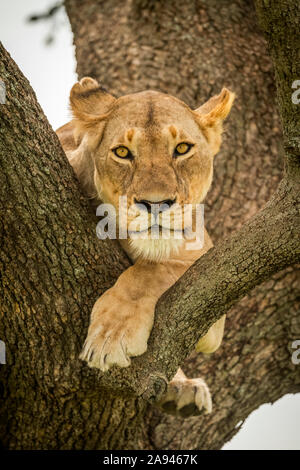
63 0 299 449
0 0 299 450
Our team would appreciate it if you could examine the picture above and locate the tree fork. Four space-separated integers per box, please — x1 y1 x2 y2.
0 36 298 398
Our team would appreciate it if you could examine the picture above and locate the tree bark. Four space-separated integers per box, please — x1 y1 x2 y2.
0 0 299 450
64 0 300 449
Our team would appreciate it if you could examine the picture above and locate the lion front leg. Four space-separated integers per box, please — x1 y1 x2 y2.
80 262 176 371
80 284 156 371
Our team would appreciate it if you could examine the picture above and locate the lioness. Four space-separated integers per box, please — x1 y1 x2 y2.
57 77 234 416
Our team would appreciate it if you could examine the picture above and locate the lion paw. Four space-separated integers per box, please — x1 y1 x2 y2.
79 288 154 371
159 376 212 418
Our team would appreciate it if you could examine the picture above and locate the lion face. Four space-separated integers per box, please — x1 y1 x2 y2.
68 78 234 260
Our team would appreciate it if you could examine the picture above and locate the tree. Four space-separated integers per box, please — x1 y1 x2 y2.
0 0 299 450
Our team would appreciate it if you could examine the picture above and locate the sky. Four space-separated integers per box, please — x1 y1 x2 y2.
0 0 76 130
0 0 299 451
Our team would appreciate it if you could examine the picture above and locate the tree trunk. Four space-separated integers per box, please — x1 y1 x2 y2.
0 0 299 450
63 0 300 449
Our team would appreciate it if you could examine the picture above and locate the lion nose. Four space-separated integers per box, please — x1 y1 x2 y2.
134 197 177 213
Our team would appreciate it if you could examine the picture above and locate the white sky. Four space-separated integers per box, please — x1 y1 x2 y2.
0 0 299 451
0 0 76 129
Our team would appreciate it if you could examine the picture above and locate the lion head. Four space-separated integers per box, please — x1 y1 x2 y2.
61 77 234 261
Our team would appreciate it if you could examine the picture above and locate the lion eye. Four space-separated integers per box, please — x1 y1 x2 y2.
113 146 131 159
174 142 193 156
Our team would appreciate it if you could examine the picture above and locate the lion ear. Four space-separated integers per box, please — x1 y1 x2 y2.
70 77 116 126
194 88 235 155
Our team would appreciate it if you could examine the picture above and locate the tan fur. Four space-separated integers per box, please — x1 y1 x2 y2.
159 367 212 415
56 78 234 413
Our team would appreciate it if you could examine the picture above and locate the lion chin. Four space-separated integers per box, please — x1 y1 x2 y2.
128 236 184 262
